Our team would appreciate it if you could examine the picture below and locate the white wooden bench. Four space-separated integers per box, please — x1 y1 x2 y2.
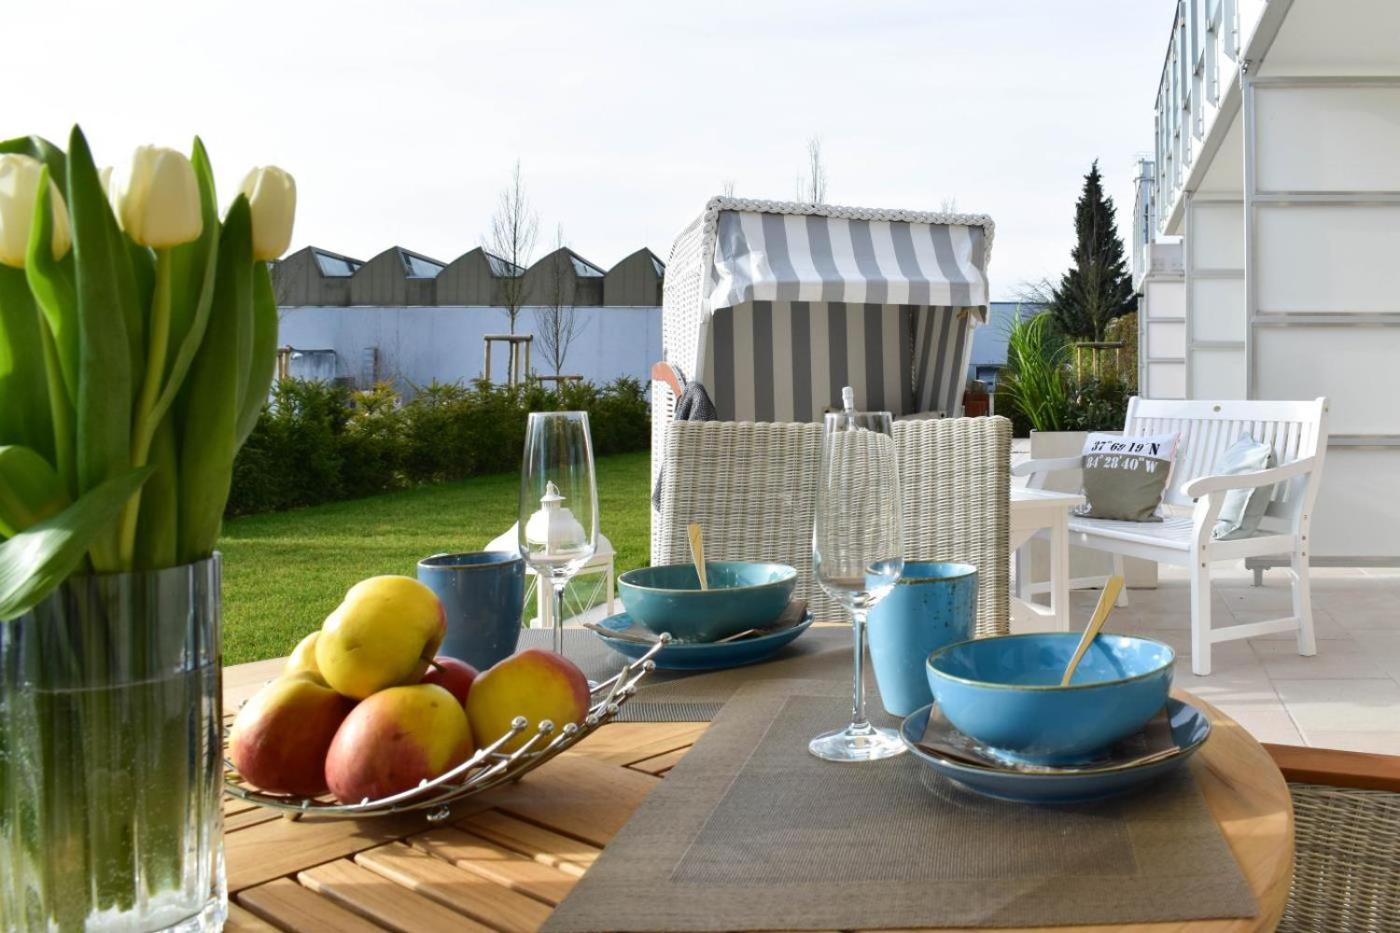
1013 397 1329 676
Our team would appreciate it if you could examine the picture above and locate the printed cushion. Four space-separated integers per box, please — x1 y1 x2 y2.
1211 435 1277 541
1074 432 1179 523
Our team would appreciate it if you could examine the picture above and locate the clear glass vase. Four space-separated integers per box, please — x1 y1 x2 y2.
0 556 226 932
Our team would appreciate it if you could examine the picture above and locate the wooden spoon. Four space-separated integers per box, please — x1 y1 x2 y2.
687 523 709 590
1059 576 1125 687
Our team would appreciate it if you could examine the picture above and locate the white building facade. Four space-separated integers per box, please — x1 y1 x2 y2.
1135 0 1400 567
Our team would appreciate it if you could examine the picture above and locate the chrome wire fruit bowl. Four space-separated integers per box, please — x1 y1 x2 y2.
223 638 665 821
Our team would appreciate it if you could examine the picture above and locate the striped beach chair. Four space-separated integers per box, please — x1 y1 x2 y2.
659 198 995 425
652 196 997 560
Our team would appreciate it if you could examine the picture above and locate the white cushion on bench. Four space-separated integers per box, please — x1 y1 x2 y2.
1066 515 1195 550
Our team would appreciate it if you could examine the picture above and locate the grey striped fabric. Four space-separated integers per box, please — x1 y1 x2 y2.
709 210 989 314
703 302 972 422
913 306 977 416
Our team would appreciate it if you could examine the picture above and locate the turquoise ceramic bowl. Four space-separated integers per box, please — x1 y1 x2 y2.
925 632 1175 764
618 561 797 642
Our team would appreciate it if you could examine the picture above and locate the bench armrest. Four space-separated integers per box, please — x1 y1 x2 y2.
1010 455 1081 478
1181 456 1318 498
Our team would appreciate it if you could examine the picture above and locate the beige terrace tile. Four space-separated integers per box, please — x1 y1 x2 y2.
1177 663 1280 706
1228 608 1347 641
1118 610 1191 631
1325 603 1400 633
1272 678 1400 734
1216 584 1297 614
1300 730 1400 755
1210 703 1305 746
1313 587 1400 613
1251 639 1385 680
1143 629 1257 668
1349 630 1400 682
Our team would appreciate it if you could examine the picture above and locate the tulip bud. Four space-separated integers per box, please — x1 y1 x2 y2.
111 146 203 248
239 165 296 261
0 154 71 268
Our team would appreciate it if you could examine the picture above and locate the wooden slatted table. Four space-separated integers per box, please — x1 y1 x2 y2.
222 656 1293 933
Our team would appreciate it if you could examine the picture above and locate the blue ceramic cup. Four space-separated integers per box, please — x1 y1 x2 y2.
867 561 977 716
416 552 525 671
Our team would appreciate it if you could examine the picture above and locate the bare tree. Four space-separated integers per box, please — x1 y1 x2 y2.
486 160 538 334
720 178 737 198
939 196 960 214
533 226 584 375
797 136 828 204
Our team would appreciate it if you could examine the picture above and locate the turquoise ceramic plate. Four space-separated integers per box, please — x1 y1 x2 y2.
900 697 1211 804
590 610 813 671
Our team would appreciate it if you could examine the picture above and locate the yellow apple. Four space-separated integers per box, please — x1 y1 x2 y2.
285 631 321 677
315 575 446 700
466 648 590 753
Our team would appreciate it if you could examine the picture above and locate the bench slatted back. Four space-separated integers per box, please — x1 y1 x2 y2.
1123 397 1328 521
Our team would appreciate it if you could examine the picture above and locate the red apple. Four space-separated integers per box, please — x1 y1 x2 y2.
228 672 354 796
324 683 474 803
421 656 478 707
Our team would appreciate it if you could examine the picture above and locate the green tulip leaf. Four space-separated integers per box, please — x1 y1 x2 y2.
25 168 79 403
0 466 151 621
65 128 136 568
177 197 251 562
0 445 69 538
0 267 55 463
237 261 279 448
134 414 178 570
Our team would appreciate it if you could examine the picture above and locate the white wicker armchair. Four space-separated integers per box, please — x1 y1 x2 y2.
653 417 1011 636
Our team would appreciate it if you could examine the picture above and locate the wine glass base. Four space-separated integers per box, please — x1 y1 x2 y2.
808 723 907 762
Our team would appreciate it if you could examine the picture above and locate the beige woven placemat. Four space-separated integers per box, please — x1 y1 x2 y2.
519 626 869 722
543 677 1257 931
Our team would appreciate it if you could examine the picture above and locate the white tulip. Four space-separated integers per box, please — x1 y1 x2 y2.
239 165 296 260
111 146 203 248
0 154 71 269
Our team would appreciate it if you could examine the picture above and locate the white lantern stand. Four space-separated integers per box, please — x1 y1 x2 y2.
486 525 616 629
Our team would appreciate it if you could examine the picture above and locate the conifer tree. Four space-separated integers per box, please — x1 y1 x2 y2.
1050 161 1135 340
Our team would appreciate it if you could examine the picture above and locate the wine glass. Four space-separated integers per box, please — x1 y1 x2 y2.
518 412 599 660
810 408 905 762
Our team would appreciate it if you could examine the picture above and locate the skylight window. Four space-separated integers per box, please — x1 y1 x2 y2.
315 251 362 277
486 253 523 277
571 255 604 277
401 252 444 279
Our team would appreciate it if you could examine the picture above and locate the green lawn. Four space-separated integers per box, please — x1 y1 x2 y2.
220 451 651 665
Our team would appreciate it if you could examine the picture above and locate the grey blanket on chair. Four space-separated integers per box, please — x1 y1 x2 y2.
651 371 717 510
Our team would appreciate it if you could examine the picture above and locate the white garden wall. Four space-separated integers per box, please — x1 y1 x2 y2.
277 305 662 394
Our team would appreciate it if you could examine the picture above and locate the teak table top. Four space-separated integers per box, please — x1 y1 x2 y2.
221 651 1293 933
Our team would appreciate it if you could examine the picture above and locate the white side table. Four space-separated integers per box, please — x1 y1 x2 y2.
1010 488 1085 632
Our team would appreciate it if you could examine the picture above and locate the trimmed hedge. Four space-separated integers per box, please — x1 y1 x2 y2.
229 377 649 516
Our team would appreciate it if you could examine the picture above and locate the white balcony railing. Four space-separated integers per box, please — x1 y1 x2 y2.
1151 0 1269 234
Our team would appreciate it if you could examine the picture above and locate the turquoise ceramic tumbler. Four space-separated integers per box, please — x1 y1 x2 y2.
867 561 977 716
417 552 525 671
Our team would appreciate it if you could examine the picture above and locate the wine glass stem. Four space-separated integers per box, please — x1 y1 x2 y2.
552 579 567 655
850 607 870 731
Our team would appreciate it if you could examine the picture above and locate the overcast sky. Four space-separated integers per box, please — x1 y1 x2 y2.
11 1 1170 300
